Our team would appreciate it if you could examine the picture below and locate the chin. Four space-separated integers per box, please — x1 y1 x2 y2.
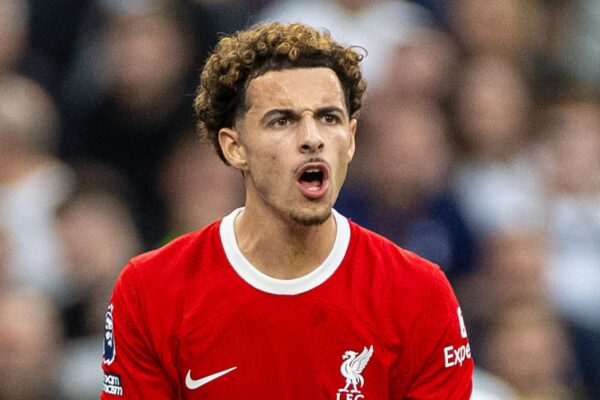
287 206 332 227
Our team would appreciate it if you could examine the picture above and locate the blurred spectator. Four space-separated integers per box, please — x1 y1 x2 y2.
0 285 65 400
451 55 545 236
459 225 580 398
537 99 600 198
158 134 244 242
454 55 531 162
379 26 458 103
447 0 545 67
55 164 142 399
56 164 142 338
60 0 199 247
337 99 475 280
481 229 546 306
536 99 600 399
459 228 548 351
257 0 431 91
480 302 574 399
0 73 73 300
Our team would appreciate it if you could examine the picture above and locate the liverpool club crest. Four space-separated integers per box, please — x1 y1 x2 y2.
337 345 373 399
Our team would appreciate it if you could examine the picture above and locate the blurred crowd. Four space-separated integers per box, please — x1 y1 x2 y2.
0 0 599 399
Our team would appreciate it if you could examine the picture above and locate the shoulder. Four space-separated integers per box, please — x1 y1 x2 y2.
343 220 463 349
348 219 446 284
118 220 223 290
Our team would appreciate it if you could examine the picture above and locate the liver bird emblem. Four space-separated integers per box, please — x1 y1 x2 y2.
338 345 374 393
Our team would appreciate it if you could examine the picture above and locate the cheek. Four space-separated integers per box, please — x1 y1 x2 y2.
266 151 283 170
247 150 285 183
334 149 351 184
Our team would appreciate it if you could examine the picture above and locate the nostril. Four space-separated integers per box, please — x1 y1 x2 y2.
300 140 324 153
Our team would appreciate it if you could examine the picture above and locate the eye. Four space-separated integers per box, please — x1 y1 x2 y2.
323 114 340 124
269 117 292 128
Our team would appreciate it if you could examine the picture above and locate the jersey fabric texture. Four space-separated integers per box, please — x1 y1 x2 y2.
101 208 473 399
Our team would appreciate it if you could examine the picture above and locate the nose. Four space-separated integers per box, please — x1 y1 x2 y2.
298 117 324 154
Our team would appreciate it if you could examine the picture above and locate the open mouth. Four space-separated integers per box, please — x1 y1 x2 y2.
296 163 329 199
300 168 324 189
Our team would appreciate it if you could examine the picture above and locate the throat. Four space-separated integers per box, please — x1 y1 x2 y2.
234 209 336 279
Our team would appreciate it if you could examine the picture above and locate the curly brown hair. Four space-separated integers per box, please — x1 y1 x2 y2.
194 22 367 163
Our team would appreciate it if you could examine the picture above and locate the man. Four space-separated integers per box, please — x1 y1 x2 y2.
101 22 473 399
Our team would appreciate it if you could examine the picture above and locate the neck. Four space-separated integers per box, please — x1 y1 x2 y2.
234 203 337 279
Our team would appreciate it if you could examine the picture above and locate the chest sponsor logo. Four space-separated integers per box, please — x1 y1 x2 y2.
103 304 115 365
336 345 373 400
185 366 237 390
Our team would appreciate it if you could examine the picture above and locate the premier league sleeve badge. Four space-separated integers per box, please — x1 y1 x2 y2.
103 303 116 365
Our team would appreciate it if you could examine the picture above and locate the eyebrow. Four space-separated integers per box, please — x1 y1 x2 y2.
260 106 347 125
314 106 346 118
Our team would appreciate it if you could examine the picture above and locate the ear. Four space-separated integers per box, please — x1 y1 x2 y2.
218 127 248 171
347 118 357 162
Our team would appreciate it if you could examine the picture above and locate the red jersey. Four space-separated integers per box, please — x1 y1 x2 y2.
101 209 473 399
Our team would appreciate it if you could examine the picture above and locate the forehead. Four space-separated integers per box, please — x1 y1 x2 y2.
245 67 346 113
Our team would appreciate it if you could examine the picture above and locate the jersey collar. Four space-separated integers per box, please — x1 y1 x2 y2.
219 207 350 295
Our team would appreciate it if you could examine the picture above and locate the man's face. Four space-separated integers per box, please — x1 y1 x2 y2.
223 67 356 226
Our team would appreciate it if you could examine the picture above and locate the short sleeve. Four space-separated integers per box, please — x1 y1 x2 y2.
402 268 474 399
101 263 176 399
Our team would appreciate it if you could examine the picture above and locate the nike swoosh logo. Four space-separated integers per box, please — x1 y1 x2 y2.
185 366 237 390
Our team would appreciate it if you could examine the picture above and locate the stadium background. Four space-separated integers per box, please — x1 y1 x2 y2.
1 0 599 398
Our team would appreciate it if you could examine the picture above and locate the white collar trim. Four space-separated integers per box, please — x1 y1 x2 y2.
219 207 350 295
